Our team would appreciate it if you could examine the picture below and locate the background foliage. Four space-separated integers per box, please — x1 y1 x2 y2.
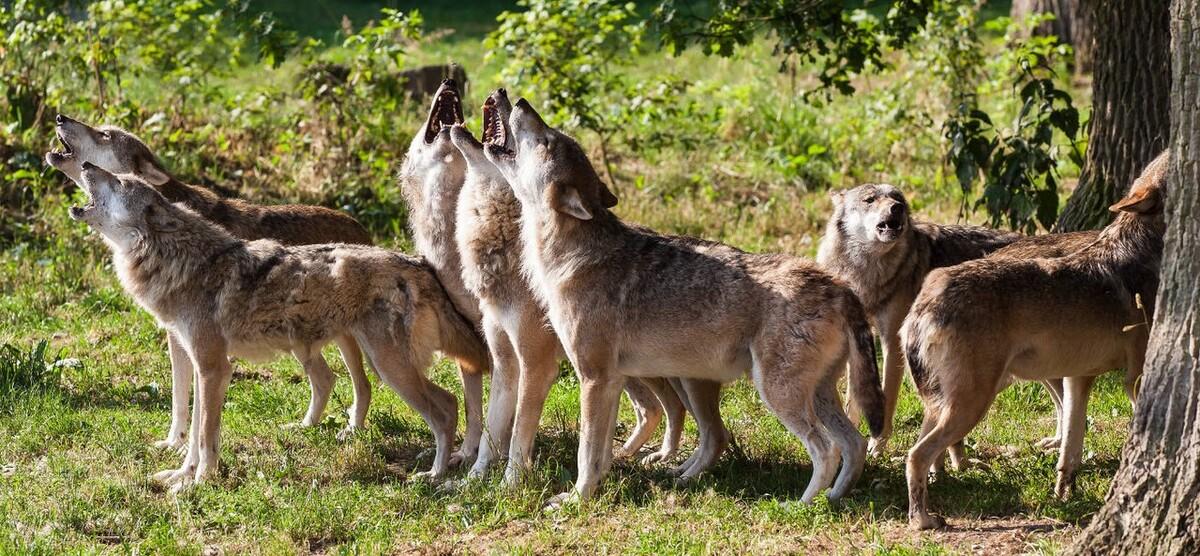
0 1 1108 553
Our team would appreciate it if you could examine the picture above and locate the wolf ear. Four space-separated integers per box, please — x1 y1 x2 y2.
1109 186 1160 214
548 182 594 220
829 189 844 205
144 203 181 233
136 156 170 186
599 181 618 208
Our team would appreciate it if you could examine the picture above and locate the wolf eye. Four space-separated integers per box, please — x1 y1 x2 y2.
862 196 876 204
99 131 111 139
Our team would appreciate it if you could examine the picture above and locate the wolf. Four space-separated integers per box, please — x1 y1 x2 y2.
817 184 1021 456
67 164 491 491
900 151 1168 530
484 98 885 506
447 90 727 481
399 81 701 474
46 115 377 448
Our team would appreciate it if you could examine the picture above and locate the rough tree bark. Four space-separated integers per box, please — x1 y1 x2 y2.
1055 0 1171 232
1069 0 1200 553
1010 0 1094 71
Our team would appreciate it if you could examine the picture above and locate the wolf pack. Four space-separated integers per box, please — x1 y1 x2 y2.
43 78 1168 531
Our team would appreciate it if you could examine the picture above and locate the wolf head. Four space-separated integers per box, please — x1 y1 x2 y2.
69 162 183 249
829 183 912 248
45 115 172 186
483 97 617 221
449 88 513 182
406 79 465 160
1109 150 1170 234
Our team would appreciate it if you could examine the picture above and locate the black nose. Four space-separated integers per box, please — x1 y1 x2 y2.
56 114 66 125
515 98 530 109
889 203 904 216
442 78 457 88
498 88 507 97
81 161 96 170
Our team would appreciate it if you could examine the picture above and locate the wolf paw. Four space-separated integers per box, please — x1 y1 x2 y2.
335 425 359 442
152 438 186 453
544 491 578 511
909 513 947 531
640 448 675 465
1036 435 1061 451
867 436 889 458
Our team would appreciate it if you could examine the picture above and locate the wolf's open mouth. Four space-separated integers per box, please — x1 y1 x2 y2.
876 218 904 237
481 98 513 158
53 127 75 156
424 84 464 144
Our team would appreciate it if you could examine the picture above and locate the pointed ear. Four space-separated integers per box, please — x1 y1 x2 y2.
829 189 844 205
1109 186 1160 214
144 202 181 233
598 181 618 208
548 182 593 220
136 155 170 186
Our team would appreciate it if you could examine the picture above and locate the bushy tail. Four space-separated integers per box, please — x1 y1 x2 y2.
844 293 885 438
437 296 490 375
900 306 940 400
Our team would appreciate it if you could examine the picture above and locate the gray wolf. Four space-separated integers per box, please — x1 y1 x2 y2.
68 164 491 491
817 184 1020 456
449 90 722 481
485 98 885 506
397 80 487 465
45 114 375 448
900 151 1168 530
400 82 697 474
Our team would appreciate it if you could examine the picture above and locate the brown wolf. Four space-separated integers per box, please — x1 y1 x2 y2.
399 82 697 474
68 164 490 490
45 115 375 448
817 184 1020 456
449 90 726 481
484 98 885 506
900 151 1168 530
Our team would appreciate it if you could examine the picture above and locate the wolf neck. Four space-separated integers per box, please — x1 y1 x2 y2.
1092 212 1163 297
114 211 239 319
155 176 225 217
407 161 467 266
519 207 619 307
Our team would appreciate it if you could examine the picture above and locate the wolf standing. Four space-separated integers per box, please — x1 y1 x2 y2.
67 164 490 490
485 98 885 506
817 184 1019 454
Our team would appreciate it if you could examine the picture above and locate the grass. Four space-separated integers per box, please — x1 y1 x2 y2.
0 274 1130 553
0 0 1122 553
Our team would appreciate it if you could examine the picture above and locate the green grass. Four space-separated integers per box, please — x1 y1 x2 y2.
0 0 1115 553
0 208 1129 552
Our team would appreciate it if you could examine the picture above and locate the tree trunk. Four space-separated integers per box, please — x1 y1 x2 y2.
1054 0 1170 232
1068 1 1200 553
1010 0 1094 71
1072 0 1095 73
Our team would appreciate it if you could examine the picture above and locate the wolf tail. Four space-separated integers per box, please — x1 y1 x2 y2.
436 294 491 376
900 298 941 401
844 292 885 438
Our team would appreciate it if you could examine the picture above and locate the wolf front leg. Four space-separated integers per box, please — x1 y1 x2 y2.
1055 375 1096 500
547 370 624 509
155 331 192 451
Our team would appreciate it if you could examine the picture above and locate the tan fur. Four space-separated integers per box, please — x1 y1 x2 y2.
486 99 885 506
69 165 489 490
900 151 1168 530
450 93 711 480
45 114 375 448
402 84 692 476
817 184 1020 456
